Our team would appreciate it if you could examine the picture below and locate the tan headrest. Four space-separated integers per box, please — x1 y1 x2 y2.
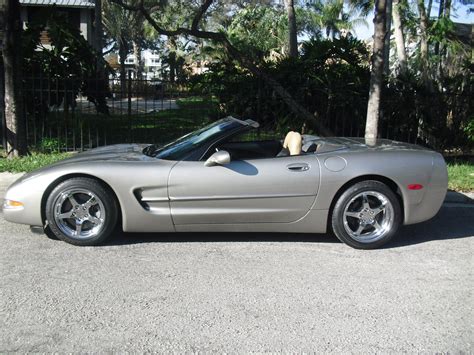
283 131 302 156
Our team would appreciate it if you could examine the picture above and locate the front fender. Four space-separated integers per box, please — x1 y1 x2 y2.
4 160 177 233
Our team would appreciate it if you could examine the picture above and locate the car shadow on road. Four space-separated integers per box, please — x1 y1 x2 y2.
384 205 474 248
106 230 340 246
103 206 474 248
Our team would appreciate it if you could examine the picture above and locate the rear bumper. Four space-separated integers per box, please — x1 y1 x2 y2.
404 186 447 225
403 153 448 225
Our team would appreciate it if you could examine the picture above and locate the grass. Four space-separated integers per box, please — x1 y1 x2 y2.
0 151 72 173
447 161 474 192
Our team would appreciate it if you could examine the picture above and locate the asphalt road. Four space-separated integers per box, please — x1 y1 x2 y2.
1 177 473 352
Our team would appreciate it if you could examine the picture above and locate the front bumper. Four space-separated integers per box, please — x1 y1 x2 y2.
3 178 45 227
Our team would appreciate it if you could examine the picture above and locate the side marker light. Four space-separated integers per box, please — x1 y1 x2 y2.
407 184 423 190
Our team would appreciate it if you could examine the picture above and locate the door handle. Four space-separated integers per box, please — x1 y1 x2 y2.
287 163 310 171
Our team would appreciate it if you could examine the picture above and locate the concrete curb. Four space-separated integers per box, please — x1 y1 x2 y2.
0 172 473 205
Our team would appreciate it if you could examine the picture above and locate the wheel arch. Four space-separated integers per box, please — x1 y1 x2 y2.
41 173 123 229
327 174 405 232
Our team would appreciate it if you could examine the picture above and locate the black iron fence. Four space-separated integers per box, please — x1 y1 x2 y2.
10 73 212 152
1 74 461 153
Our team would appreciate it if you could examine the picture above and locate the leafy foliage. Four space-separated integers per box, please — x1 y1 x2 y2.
464 119 474 142
0 152 72 173
227 5 288 61
38 137 66 153
192 33 472 150
22 9 111 115
304 0 369 38
193 37 370 135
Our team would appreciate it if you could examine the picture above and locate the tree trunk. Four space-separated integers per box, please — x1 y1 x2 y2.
167 38 177 83
383 0 393 76
427 0 433 19
444 0 451 17
392 0 407 75
438 0 445 17
0 58 6 150
438 0 451 80
168 52 176 83
119 38 127 96
3 0 27 158
417 0 429 84
434 0 445 55
284 0 298 58
365 0 387 142
94 0 103 56
133 40 143 80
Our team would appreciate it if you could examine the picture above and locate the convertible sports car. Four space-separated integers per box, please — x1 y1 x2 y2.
3 116 448 249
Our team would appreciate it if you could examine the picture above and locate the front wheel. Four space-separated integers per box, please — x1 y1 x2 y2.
331 180 402 249
45 178 118 246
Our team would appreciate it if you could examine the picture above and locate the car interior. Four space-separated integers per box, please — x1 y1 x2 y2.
211 130 319 161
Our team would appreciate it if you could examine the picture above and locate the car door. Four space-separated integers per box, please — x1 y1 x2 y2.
168 155 320 225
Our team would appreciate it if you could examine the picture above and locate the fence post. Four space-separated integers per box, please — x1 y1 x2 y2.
127 70 132 143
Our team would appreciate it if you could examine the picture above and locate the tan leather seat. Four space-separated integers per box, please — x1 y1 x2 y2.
283 131 302 156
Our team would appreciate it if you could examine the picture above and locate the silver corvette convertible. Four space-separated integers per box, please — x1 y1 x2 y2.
3 117 448 249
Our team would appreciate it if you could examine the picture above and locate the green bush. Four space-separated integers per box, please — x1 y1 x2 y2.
191 37 472 151
192 37 370 136
0 152 72 173
38 138 66 153
464 119 474 142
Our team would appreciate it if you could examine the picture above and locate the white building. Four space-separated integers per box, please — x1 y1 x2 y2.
123 49 163 80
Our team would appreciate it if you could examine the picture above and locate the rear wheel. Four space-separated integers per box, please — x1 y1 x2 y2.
331 180 402 249
45 178 118 246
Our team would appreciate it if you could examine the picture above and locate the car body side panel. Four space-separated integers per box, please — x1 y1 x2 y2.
404 152 447 224
168 155 321 225
312 150 447 226
4 159 177 233
174 209 329 233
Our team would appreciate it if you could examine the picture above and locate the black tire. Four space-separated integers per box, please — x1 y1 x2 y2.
331 180 402 249
43 225 59 240
45 178 118 246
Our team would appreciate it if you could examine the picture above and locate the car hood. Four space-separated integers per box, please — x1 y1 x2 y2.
12 144 155 186
56 144 152 164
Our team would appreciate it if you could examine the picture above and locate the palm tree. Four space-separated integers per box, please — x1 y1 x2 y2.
284 0 298 57
392 0 407 74
417 0 430 84
2 0 27 157
307 0 369 39
365 0 388 142
103 0 134 94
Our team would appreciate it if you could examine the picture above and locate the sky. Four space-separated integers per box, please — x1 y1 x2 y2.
353 3 474 40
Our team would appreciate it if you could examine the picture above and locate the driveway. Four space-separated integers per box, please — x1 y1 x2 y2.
0 175 473 352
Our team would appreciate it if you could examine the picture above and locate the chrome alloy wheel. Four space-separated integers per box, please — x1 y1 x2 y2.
342 191 394 243
53 188 106 239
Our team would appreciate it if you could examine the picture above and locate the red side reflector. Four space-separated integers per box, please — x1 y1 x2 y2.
408 184 424 190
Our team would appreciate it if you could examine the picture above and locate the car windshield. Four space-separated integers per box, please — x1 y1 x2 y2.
145 117 244 161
